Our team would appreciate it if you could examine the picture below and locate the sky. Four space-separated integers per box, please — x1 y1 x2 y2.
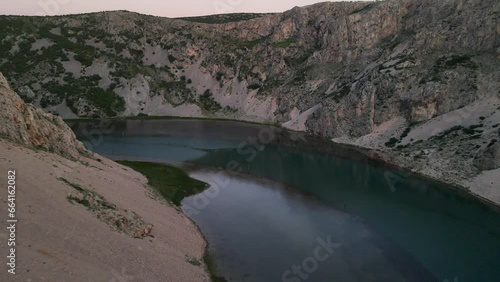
0 0 349 18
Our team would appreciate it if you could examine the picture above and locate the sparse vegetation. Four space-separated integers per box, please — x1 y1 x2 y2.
247 83 261 90
85 88 126 117
421 54 477 84
385 137 399 147
198 89 223 112
329 85 351 103
60 178 117 211
443 125 464 135
463 124 483 135
168 54 177 63
400 127 411 139
437 55 477 70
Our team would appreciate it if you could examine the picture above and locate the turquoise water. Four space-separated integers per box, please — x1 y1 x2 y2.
72 120 500 282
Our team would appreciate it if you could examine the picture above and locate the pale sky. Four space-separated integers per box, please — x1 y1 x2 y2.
0 0 351 18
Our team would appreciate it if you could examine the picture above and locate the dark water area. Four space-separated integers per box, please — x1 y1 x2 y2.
70 119 500 282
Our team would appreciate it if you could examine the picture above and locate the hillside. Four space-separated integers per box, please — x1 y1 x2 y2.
0 0 499 203
0 72 209 281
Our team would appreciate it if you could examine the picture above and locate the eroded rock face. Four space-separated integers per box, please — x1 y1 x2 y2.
474 143 500 171
0 73 87 159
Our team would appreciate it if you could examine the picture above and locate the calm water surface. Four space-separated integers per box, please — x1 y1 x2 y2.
71 120 500 282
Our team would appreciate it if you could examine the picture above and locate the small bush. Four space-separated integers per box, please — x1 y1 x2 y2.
385 137 399 147
400 127 411 139
168 54 177 62
248 83 261 90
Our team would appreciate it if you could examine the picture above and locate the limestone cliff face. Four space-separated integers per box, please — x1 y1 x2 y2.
0 0 498 139
0 73 87 158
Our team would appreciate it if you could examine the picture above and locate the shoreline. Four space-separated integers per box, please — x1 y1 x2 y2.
116 160 228 281
63 115 282 128
67 115 500 210
329 139 500 210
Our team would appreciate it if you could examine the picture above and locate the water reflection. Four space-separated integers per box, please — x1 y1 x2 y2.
71 119 500 282
183 170 437 282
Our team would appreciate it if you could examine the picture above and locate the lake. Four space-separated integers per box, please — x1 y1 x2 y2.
71 119 500 282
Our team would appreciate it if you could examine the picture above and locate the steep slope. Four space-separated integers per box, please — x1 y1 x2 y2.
0 73 209 281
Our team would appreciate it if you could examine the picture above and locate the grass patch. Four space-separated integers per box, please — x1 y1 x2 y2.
116 161 208 206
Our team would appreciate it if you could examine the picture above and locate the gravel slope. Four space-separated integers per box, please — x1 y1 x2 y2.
0 140 209 282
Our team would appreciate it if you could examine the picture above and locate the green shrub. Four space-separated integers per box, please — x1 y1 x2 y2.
198 89 222 112
248 83 261 90
168 54 177 62
85 88 125 116
385 137 399 147
400 127 411 139
215 72 223 81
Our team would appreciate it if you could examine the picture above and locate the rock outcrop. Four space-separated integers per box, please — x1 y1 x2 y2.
0 72 87 158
